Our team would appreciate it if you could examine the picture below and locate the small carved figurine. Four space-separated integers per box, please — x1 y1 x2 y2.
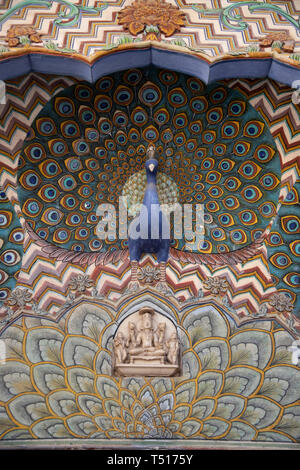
166 332 179 365
114 307 180 376
154 322 166 348
126 321 137 348
114 331 127 364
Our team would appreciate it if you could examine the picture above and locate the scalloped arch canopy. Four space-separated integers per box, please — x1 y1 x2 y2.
0 45 300 86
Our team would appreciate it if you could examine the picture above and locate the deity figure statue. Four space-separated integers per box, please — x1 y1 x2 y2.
114 331 127 364
128 307 166 359
166 332 179 365
113 306 180 376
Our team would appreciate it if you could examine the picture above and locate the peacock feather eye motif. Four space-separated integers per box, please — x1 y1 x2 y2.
54 97 75 117
24 143 46 163
266 181 300 310
39 160 62 179
0 192 23 305
94 95 113 114
41 208 64 226
36 117 57 136
78 105 96 124
259 173 280 191
233 141 251 157
22 199 43 218
60 194 79 211
75 84 93 102
53 228 71 244
238 210 258 226
17 67 281 255
61 121 80 139
238 161 261 179
37 185 59 203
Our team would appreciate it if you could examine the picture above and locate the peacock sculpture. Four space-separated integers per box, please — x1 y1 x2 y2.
128 144 170 291
18 67 281 289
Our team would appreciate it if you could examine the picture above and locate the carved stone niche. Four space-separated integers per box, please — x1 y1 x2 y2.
113 307 180 377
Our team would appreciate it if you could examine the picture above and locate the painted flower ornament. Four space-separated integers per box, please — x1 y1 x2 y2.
117 0 186 37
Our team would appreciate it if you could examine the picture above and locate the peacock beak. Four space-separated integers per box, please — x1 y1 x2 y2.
149 163 155 172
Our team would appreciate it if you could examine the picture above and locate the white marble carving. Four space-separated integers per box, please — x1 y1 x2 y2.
114 307 180 377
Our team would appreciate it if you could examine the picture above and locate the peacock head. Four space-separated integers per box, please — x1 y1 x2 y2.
146 158 158 174
146 144 158 173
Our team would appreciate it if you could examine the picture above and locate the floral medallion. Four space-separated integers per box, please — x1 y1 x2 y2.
117 0 186 38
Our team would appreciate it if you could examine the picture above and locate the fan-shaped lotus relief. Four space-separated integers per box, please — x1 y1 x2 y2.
182 306 230 344
66 303 113 340
25 327 65 364
229 330 273 369
0 301 299 441
194 338 230 371
240 397 281 429
7 393 48 426
32 363 66 394
213 395 246 420
47 390 79 417
224 421 256 441
62 336 99 368
182 350 200 378
0 362 33 402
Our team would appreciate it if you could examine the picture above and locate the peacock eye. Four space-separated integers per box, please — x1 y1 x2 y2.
0 250 21 266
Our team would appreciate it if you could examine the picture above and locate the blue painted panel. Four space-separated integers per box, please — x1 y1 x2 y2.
30 53 93 82
151 48 210 83
269 59 300 87
208 58 272 83
0 55 31 80
91 48 152 82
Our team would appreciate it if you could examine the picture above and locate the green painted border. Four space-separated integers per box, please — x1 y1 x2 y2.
192 1 300 32
0 0 107 29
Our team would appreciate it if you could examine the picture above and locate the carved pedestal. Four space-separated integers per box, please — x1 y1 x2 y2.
115 363 179 377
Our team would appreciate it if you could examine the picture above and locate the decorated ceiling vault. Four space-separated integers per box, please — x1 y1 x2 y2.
0 0 299 449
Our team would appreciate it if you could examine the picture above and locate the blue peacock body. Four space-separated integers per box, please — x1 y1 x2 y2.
128 157 170 263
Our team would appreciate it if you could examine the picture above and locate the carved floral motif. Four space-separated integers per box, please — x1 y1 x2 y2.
68 274 94 293
6 288 32 308
5 25 43 47
269 292 294 314
137 266 161 284
203 277 229 296
117 0 186 38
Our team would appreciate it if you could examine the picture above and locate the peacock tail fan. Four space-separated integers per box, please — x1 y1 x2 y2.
18 67 281 265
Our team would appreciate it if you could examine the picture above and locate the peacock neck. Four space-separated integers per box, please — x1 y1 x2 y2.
146 170 157 185
143 169 159 206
